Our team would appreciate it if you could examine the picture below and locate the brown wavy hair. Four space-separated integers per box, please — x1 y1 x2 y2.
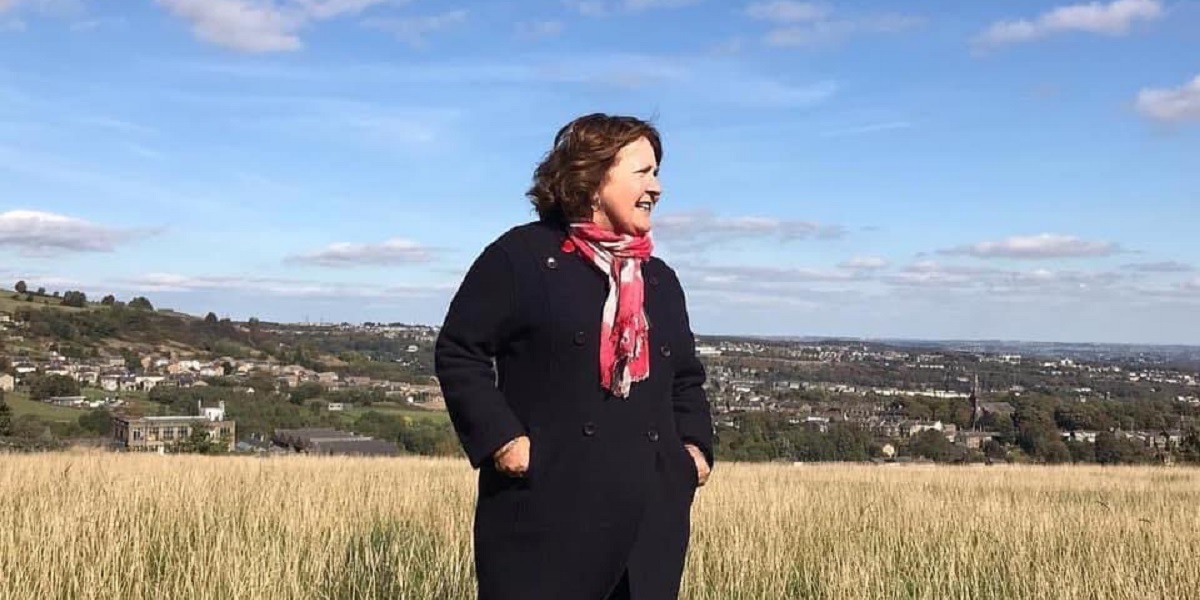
527 113 662 225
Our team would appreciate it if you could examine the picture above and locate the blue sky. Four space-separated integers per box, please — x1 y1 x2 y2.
1 0 1197 344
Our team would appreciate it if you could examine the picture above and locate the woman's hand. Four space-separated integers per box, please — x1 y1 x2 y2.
684 443 710 486
493 435 531 477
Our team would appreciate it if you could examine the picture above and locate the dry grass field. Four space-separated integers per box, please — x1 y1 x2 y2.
1 451 1198 599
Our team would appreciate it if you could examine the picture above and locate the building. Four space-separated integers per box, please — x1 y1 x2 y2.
271 427 398 456
111 401 236 452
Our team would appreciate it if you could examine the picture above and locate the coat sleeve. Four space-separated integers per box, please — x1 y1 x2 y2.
667 268 715 469
435 240 526 469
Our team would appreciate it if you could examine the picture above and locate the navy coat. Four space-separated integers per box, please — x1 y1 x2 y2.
435 219 715 600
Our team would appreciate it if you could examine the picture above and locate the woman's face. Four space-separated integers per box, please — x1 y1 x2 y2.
592 136 661 236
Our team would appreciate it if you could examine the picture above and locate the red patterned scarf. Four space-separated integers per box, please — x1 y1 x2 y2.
566 221 654 398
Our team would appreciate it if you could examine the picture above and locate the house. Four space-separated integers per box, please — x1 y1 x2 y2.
135 375 166 390
1064 430 1099 443
271 427 398 456
958 431 997 450
111 401 236 452
0 373 14 392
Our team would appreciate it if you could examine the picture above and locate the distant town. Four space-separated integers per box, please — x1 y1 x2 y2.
1 286 1198 464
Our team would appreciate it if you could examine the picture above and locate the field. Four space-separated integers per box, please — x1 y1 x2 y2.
3 393 86 421
4 391 158 423
345 401 450 423
1 453 1197 599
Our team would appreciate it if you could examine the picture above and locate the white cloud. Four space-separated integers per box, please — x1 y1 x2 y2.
0 209 153 256
821 121 912 137
515 19 564 39
285 237 435 267
155 0 394 52
156 0 301 52
654 210 845 246
622 0 699 10
883 261 1128 295
363 9 467 48
839 256 889 270
750 4 924 48
172 53 835 109
564 0 700 16
937 234 1120 260
684 262 859 284
973 0 1162 51
746 1 828 23
0 0 84 16
563 0 607 17
226 97 459 149
1120 261 1194 273
710 78 838 108
119 272 450 298
1135 75 1200 124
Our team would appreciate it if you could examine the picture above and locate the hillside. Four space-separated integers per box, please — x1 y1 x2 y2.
0 287 95 314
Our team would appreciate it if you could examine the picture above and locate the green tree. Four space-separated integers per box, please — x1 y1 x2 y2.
1179 427 1200 464
14 280 26 294
129 296 154 311
0 392 12 436
175 426 226 454
77 410 112 436
29 374 81 401
101 294 116 306
1094 431 1124 465
289 381 324 405
907 429 961 462
61 290 87 308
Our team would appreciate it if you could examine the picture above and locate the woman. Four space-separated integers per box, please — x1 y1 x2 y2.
435 113 714 600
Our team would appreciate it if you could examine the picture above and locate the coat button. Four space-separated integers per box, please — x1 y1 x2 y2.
660 344 671 357
647 429 659 442
545 256 558 269
582 422 597 436
573 331 586 346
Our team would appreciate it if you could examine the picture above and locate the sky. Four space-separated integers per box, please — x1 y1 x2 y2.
0 0 1198 345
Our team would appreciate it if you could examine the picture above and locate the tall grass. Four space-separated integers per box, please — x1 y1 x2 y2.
1 451 1197 599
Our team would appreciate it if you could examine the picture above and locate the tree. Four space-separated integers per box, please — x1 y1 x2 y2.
101 294 116 306
77 410 112 436
129 296 154 311
36 287 45 296
29 374 81 401
175 426 227 454
289 381 324 405
1094 431 1123 465
205 312 219 324
907 429 960 462
14 280 26 294
1179 427 1200 464
0 392 12 436
61 290 87 308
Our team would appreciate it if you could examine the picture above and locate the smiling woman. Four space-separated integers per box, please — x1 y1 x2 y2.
435 113 714 600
